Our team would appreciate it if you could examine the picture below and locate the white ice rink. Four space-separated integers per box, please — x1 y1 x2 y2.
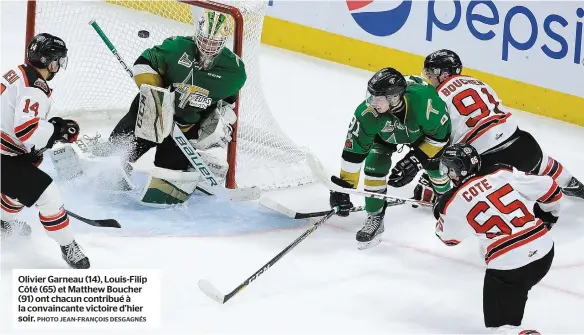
1 1 584 334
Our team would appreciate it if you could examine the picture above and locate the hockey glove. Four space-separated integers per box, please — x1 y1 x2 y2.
47 117 80 148
26 148 44 166
413 173 437 203
329 176 354 217
533 202 559 230
388 152 422 188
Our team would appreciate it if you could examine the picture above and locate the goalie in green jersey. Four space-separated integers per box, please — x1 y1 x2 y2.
329 67 452 249
93 10 246 205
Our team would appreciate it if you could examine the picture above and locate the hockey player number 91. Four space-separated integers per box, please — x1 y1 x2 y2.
451 87 503 128
467 183 535 239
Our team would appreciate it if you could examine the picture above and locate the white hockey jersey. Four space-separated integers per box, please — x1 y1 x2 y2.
1 64 55 156
436 75 518 154
434 165 562 270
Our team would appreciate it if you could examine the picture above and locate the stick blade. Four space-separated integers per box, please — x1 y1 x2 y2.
95 219 122 228
198 279 226 304
259 198 298 218
226 186 261 202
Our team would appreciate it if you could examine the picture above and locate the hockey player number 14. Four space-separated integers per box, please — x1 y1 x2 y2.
452 87 503 127
23 99 40 116
466 183 535 239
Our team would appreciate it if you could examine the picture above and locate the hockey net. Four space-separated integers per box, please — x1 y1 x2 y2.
26 0 315 190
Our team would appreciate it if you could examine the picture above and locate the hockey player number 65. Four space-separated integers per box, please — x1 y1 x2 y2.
466 183 535 239
452 88 503 128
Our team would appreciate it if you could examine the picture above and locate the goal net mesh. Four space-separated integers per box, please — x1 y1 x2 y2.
31 0 315 190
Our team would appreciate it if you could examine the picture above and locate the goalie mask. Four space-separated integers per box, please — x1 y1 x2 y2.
195 10 233 70
439 143 481 186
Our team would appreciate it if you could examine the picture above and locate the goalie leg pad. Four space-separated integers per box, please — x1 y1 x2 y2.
135 84 175 144
140 167 202 206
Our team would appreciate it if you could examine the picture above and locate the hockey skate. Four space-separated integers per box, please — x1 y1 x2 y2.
356 212 385 250
562 177 584 199
60 240 90 269
1 219 32 241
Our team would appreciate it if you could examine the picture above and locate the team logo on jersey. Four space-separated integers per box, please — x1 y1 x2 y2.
178 53 193 68
33 78 50 94
344 138 353 150
173 83 212 109
381 121 394 133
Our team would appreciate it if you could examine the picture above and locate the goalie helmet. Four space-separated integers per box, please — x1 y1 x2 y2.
27 33 68 78
366 67 407 112
195 10 233 70
439 143 481 186
423 49 462 78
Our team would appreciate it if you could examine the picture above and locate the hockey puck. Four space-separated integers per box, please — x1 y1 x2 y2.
138 30 150 38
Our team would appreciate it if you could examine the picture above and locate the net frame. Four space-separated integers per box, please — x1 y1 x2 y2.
24 0 314 190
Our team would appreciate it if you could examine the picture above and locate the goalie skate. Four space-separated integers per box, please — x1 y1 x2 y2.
357 212 385 250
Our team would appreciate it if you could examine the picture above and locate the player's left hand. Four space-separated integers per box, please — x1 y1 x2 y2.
387 152 421 188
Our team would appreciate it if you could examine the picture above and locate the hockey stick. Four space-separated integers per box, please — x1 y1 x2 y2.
67 210 121 228
259 197 365 219
305 151 433 208
198 206 339 304
89 20 260 202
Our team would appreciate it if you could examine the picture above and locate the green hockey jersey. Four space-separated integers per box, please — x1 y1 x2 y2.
340 75 452 196
136 36 246 125
344 76 450 157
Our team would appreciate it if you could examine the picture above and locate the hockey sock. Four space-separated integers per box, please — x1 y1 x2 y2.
537 155 572 188
1 193 24 222
35 182 73 246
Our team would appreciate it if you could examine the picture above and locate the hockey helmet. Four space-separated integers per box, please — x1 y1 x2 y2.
439 143 481 186
27 33 68 73
366 67 407 112
195 10 233 70
423 49 462 83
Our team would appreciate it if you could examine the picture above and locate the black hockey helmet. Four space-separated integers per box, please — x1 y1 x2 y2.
439 143 481 186
26 33 68 72
423 49 462 79
366 67 407 109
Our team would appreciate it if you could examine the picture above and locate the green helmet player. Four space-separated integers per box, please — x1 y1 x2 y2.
329 67 452 249
93 10 246 205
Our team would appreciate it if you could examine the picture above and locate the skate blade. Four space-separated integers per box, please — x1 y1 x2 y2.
357 238 382 250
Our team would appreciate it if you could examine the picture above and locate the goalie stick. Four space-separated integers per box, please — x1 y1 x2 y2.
198 206 339 304
259 197 365 219
305 151 433 208
89 20 260 202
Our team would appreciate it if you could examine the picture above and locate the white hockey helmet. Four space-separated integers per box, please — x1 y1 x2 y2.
195 10 233 70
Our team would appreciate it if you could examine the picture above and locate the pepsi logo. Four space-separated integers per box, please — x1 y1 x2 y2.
347 0 413 37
